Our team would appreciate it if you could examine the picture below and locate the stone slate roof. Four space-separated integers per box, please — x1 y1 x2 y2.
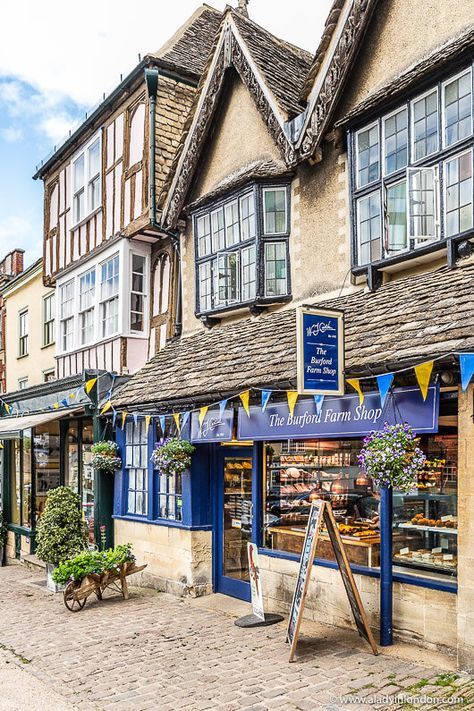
153 5 223 77
113 259 474 410
184 159 293 213
337 25 474 127
230 11 313 118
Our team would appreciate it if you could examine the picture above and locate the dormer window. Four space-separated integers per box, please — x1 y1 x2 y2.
350 64 474 273
193 183 290 317
72 134 102 226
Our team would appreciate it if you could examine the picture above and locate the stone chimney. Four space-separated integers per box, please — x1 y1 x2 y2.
236 0 249 17
0 249 25 278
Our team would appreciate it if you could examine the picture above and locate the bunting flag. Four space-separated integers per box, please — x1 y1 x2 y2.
376 373 394 408
85 377 98 394
218 399 228 419
199 406 209 428
4 403 11 415
460 353 474 391
173 412 181 435
100 400 113 415
121 412 127 430
347 378 364 405
181 411 190 431
133 412 139 427
0 442 3 449
287 391 299 417
239 390 250 417
414 361 434 401
158 415 166 435
145 415 151 435
112 410 118 428
60 398 69 407
314 394 324 417
261 390 272 413
53 402 60 409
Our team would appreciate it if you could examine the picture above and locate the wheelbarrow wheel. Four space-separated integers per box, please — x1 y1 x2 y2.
64 581 87 612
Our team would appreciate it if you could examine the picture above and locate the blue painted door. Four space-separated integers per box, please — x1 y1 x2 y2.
215 448 254 601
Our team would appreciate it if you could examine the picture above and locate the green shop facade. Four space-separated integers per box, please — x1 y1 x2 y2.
0 372 119 561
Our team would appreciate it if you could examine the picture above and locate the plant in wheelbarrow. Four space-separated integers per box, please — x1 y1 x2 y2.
52 544 146 612
35 487 89 593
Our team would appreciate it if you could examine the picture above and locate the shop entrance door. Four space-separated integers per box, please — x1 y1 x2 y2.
215 448 253 601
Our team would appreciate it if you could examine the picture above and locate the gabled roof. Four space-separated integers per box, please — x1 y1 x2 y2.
160 8 312 228
295 0 379 161
113 257 474 410
153 5 223 76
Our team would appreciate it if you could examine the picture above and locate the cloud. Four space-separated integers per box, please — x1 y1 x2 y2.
1 126 22 143
0 215 41 261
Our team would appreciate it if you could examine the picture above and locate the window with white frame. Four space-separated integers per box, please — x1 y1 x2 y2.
100 254 119 337
18 377 28 390
194 184 290 315
43 369 56 383
72 136 101 225
59 280 75 351
130 254 146 332
43 292 55 347
125 420 148 516
351 64 474 268
79 268 96 345
18 309 28 357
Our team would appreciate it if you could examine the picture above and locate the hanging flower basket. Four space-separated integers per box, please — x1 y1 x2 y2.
358 423 426 492
91 441 122 473
151 438 195 477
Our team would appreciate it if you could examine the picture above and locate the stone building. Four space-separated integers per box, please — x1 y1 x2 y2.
111 0 474 670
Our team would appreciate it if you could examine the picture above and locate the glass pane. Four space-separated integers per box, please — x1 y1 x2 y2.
223 457 253 581
387 181 407 252
74 154 85 191
64 422 80 492
357 124 379 187
34 422 60 522
82 420 95 543
264 189 287 234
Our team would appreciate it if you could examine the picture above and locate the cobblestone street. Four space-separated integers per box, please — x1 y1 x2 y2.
0 564 473 711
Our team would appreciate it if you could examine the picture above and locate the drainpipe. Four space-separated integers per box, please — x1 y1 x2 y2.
145 67 182 338
380 485 393 646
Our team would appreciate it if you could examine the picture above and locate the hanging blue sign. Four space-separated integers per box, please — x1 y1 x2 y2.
297 306 344 395
237 386 439 441
191 409 234 442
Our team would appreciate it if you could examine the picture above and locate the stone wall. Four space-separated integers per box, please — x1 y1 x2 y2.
114 519 212 597
259 554 457 655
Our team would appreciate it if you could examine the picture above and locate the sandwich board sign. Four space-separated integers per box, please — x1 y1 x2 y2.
287 500 378 662
248 542 265 621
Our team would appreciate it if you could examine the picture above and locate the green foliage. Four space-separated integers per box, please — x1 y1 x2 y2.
91 440 121 473
52 544 135 585
35 487 89 566
151 437 195 477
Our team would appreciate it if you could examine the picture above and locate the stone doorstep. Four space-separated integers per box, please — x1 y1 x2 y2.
21 555 46 573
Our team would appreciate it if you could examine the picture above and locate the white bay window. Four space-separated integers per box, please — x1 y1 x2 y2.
130 254 146 333
60 280 75 351
79 268 95 345
72 135 101 226
100 254 119 337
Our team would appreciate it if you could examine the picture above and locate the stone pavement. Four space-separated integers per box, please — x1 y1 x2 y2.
0 565 473 711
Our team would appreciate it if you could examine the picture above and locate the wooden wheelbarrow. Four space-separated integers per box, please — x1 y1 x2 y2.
63 561 147 612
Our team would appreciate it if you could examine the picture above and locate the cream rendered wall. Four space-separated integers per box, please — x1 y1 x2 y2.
4 267 55 392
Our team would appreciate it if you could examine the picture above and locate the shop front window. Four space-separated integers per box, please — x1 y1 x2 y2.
64 418 95 542
263 439 381 569
82 421 94 541
10 439 21 525
125 420 148 516
34 422 60 521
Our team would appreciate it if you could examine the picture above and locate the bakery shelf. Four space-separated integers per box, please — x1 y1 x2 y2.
398 522 458 535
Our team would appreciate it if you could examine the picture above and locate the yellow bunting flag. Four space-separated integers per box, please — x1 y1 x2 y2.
199 406 209 428
100 400 112 415
85 377 98 394
287 391 299 417
414 361 434 401
173 413 181 435
0 442 3 449
145 415 151 435
347 378 364 405
53 402 60 409
4 403 11 415
239 390 251 417
121 412 127 430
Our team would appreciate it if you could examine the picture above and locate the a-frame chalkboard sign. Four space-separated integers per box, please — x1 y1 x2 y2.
287 500 378 661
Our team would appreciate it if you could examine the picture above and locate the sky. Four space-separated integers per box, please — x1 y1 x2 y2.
0 0 333 266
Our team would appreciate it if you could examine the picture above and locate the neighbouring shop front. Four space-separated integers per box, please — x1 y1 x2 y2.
1 373 117 560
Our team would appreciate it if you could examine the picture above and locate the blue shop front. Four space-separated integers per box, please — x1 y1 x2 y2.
112 382 459 626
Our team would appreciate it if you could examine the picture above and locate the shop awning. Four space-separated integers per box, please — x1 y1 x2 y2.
0 409 80 439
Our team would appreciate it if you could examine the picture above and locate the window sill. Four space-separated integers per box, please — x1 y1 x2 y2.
112 514 212 531
41 342 55 350
70 206 102 231
196 294 291 320
56 333 122 357
258 547 457 593
17 354 28 360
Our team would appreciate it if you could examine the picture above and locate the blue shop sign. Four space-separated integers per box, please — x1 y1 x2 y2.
296 306 344 395
191 409 234 442
237 386 439 441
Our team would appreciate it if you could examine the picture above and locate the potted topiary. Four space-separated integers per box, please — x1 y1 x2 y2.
35 487 89 592
151 437 195 477
91 441 122 474
0 509 7 567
